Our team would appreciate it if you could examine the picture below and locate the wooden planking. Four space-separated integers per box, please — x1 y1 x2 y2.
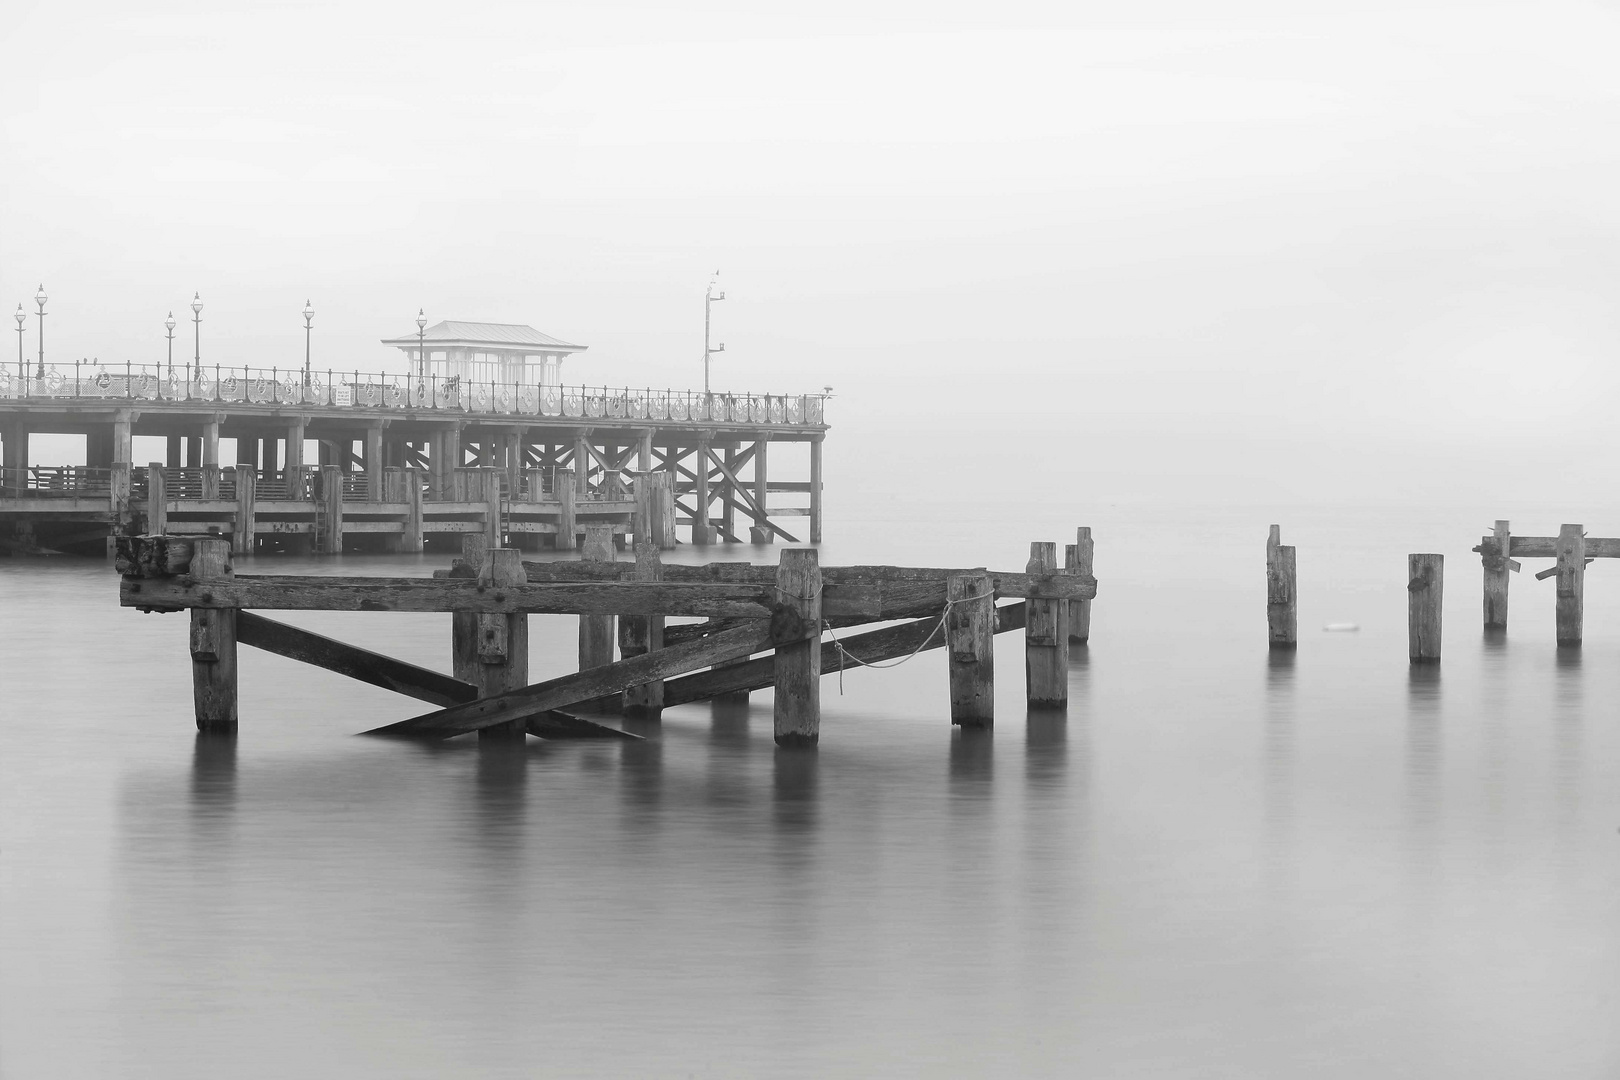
662 602 1028 706
236 611 477 707
363 620 786 738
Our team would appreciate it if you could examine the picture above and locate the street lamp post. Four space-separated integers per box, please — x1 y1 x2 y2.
416 308 428 380
191 293 203 375
34 285 47 379
166 313 176 381
704 273 725 397
13 305 24 385
302 300 314 385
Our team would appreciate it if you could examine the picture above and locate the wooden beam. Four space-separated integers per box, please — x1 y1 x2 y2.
361 620 789 738
237 611 477 707
703 446 798 543
1505 536 1620 558
520 560 1098 600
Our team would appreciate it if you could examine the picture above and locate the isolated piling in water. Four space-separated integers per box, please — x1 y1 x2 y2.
1555 524 1584 647
1408 553 1443 663
1482 519 1512 630
1024 541 1069 707
774 547 822 746
1266 525 1297 649
578 525 617 674
947 570 994 726
1066 528 1093 643
188 537 238 731
476 548 529 742
619 543 666 716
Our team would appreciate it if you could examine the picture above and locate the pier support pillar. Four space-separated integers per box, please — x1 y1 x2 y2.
1067 527 1093 643
404 468 425 552
1483 519 1512 630
233 467 256 556
1025 541 1069 708
619 543 666 717
774 547 822 746
1555 524 1584 647
112 410 132 466
1266 525 1297 649
285 418 306 472
202 417 220 467
476 548 530 742
578 526 617 686
574 432 591 496
947 570 994 726
751 439 771 544
693 439 712 546
809 438 823 544
146 462 167 536
722 446 739 542
1408 554 1443 663
166 435 182 468
188 538 238 732
319 465 343 554
365 423 384 502
556 469 577 550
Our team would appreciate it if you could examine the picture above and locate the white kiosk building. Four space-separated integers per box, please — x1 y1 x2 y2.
382 320 587 387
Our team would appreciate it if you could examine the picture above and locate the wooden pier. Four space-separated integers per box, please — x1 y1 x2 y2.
116 533 1100 742
0 372 826 555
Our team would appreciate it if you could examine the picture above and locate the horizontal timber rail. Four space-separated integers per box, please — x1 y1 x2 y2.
1472 520 1601 647
116 526 1101 746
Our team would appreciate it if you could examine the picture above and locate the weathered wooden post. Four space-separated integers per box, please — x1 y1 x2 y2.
655 470 677 550
1025 541 1068 707
188 537 238 731
556 468 577 551
1555 523 1584 647
774 547 822 746
451 533 489 687
403 468 425 553
693 439 712 546
232 466 256 555
320 464 344 554
578 525 617 674
1066 527 1093 644
809 437 823 544
618 543 665 717
475 548 530 741
633 474 653 547
1482 519 1512 630
483 469 502 550
947 570 994 726
1408 554 1443 663
1266 524 1297 649
201 463 220 500
146 462 167 536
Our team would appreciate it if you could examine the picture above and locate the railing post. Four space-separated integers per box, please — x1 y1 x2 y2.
947 570 994 727
1408 554 1443 663
188 537 238 731
1025 541 1068 707
774 547 822 746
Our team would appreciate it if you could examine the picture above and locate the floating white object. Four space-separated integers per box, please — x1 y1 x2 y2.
1322 623 1360 632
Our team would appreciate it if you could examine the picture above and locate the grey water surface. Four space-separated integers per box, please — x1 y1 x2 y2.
2 504 1617 1078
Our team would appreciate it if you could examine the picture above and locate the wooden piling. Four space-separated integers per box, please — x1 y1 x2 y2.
947 570 994 726
1408 553 1443 663
618 543 666 716
1483 519 1511 630
320 465 344 554
1555 524 1584 647
404 467 425 552
233 466 256 556
809 438 823 544
774 547 822 746
1266 525 1297 649
556 469 577 551
578 525 617 674
188 537 238 731
201 463 220 500
147 462 167 536
656 471 677 550
476 548 530 742
483 470 502 550
1066 527 1093 644
1024 541 1068 707
693 439 712 546
751 440 771 544
451 533 489 685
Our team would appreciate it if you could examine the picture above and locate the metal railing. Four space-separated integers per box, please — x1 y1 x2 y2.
0 465 112 498
0 364 828 427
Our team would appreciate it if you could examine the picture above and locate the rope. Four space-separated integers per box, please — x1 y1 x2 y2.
820 586 996 694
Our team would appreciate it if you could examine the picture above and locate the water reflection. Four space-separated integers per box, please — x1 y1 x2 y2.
1262 650 1296 895
617 725 665 827
949 724 994 804
1404 665 1443 910
1552 649 1584 856
771 747 819 838
189 732 238 823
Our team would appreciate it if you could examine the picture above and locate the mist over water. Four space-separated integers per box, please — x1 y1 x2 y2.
3 486 1618 1078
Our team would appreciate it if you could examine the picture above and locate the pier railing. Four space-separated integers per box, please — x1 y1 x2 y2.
0 465 113 499
0 364 827 426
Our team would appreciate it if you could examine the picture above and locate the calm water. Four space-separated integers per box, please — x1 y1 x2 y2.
3 502 1618 1078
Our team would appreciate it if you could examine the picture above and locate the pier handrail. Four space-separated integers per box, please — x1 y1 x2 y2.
0 363 828 427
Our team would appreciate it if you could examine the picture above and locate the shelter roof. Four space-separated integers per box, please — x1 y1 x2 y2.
381 320 586 352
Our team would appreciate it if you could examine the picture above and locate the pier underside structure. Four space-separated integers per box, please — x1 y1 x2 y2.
0 377 826 555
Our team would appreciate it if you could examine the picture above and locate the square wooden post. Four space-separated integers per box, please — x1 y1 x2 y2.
1266 525 1297 649
1025 541 1068 707
750 440 772 544
1408 554 1443 663
556 468 577 550
656 470 677 550
475 548 529 742
1066 527 1093 643
188 537 238 731
1482 519 1512 630
365 423 384 502
947 570 994 726
578 525 617 676
320 465 344 554
774 547 822 746
693 439 712 546
232 466 256 555
146 461 167 535
809 438 823 544
484 470 502 550
404 467 425 552
618 543 666 717
1555 524 1584 647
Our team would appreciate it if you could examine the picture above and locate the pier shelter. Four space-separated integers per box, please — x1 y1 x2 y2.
380 320 586 387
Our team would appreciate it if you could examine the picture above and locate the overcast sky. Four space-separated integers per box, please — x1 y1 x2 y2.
5 1 1620 503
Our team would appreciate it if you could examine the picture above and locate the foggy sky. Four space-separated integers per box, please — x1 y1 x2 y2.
5 1 1620 505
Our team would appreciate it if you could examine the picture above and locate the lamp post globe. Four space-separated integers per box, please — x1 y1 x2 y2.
13 304 24 384
165 312 177 381
191 293 203 372
302 300 314 384
33 284 47 378
416 308 428 379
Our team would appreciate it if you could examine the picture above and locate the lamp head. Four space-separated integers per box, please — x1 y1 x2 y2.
416 308 428 331
191 292 203 315
34 284 47 309
13 304 24 329
302 299 314 322
165 313 176 332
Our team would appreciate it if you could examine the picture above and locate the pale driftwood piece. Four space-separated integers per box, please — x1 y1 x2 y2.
120 577 782 619
1482 519 1512 630
1555 524 1584 648
363 621 783 738
663 602 1028 707
233 466 256 556
478 548 530 741
115 534 195 578
774 548 821 746
578 526 617 676
1266 525 1297 650
618 544 665 716
147 462 167 535
236 611 477 707
526 712 642 740
1534 558 1593 582
556 469 577 550
1408 554 1443 663
188 538 238 731
1025 541 1068 707
1067 527 1093 643
947 571 994 727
